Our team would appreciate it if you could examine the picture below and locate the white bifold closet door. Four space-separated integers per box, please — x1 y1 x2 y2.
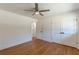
51 14 77 48
36 13 78 48
36 17 52 42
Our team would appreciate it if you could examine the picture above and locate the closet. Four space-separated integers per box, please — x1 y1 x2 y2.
36 13 79 49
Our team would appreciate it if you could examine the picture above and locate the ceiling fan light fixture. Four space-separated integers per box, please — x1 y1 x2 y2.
35 11 39 15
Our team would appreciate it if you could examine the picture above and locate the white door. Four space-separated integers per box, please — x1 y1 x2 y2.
51 16 62 43
36 17 52 42
52 14 77 48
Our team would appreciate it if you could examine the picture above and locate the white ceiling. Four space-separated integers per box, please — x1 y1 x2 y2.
0 3 79 18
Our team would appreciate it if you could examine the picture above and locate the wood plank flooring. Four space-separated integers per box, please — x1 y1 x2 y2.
0 37 79 55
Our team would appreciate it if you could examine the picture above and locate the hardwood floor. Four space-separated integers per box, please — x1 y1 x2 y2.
0 37 79 55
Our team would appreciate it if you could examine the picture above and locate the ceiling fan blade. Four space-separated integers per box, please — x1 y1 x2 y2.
39 12 44 16
32 12 35 15
35 3 38 11
39 9 50 12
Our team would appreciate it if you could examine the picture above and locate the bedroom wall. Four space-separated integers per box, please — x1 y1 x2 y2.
0 10 34 50
36 11 79 49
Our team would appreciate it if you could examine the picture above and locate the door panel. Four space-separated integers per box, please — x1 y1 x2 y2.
36 17 52 42
52 14 77 48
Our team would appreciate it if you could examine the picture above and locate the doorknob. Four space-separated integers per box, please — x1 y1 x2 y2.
60 32 64 34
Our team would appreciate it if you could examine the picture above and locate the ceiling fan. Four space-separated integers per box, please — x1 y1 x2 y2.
24 3 50 16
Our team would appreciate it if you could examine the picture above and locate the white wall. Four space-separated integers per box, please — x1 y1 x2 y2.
0 10 34 50
36 12 79 49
